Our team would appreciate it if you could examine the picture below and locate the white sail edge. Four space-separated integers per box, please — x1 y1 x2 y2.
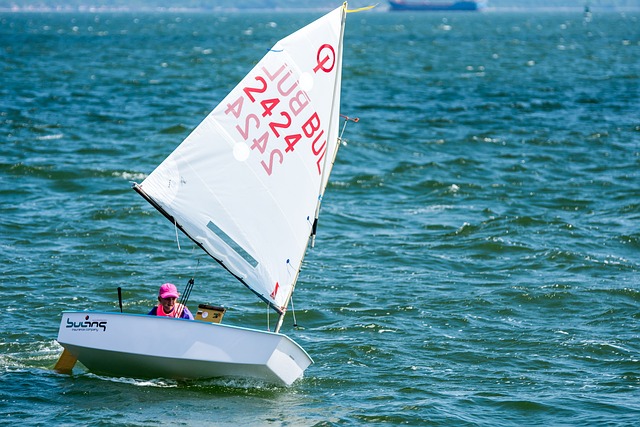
274 4 348 333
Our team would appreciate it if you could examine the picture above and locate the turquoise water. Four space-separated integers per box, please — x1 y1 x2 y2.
2 8 639 426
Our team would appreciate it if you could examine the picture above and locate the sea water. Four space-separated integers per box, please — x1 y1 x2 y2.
1 8 639 426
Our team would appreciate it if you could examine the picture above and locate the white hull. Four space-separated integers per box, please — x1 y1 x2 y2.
57 311 312 386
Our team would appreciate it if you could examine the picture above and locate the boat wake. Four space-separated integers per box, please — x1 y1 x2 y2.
83 371 286 392
84 373 180 388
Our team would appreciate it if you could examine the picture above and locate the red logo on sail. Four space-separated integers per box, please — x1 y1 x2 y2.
270 282 280 299
313 44 336 74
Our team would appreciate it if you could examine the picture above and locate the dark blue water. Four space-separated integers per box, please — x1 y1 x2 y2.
1 8 639 426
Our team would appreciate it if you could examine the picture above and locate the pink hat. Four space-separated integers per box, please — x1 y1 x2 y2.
159 283 179 299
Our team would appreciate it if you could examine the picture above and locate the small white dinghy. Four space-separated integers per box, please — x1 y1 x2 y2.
57 312 311 385
56 3 364 386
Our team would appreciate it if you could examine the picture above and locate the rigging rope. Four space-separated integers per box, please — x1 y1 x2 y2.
311 114 360 249
174 219 181 250
266 303 271 331
291 296 298 328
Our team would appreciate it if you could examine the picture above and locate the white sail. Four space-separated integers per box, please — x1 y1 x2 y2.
136 5 347 313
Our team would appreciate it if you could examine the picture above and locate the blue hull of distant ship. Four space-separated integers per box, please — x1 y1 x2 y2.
389 1 483 11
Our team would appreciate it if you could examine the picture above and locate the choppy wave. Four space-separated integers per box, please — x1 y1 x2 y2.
1 9 639 426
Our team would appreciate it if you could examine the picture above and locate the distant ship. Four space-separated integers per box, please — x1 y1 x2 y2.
388 1 485 11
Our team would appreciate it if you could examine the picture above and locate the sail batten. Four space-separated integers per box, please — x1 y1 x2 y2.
136 5 347 316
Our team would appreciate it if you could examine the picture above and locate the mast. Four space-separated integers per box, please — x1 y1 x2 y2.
274 3 348 334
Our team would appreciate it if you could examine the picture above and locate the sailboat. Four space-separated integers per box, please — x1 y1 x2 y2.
388 0 485 12
55 3 361 386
